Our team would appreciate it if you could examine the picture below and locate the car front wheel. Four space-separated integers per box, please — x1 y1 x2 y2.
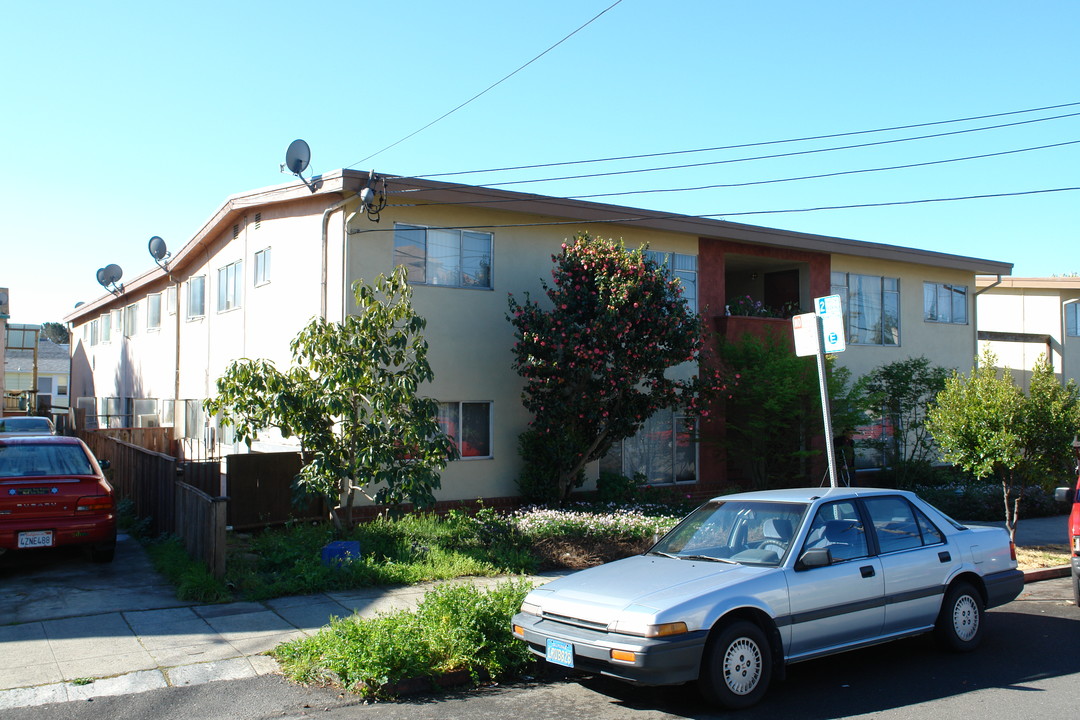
935 581 984 652
699 619 772 709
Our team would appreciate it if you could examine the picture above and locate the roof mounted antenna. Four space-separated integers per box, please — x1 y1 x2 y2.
281 139 318 193
96 264 124 296
148 235 171 271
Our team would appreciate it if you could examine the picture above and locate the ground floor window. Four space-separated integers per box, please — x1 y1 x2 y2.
437 401 492 458
600 411 697 484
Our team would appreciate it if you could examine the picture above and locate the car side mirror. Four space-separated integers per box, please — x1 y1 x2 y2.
796 548 832 571
1055 486 1075 503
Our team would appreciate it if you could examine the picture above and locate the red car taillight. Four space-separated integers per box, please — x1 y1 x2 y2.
76 495 114 513
1009 541 1017 562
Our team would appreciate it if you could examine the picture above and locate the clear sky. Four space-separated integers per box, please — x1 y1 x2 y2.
2 1 1077 326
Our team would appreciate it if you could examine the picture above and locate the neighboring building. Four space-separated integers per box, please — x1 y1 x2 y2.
4 331 71 416
975 276 1080 390
65 170 1011 503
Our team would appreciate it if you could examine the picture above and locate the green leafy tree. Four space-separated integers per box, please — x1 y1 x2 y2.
861 356 950 480
926 350 1080 541
507 233 723 502
205 268 457 529
41 322 70 344
717 332 868 489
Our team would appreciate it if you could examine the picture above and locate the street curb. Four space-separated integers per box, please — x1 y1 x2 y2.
1023 565 1071 583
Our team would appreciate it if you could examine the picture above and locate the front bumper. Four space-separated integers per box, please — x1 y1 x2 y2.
511 612 706 686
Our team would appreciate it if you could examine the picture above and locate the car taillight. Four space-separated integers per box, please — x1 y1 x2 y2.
1072 535 1080 555
1009 541 1017 562
76 496 114 513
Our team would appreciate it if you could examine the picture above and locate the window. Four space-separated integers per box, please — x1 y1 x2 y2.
437 402 492 458
254 248 271 286
394 224 493 289
645 250 698 311
124 303 139 337
923 282 968 324
147 294 161 330
802 501 869 562
217 260 243 312
601 410 697 484
187 276 206 319
100 313 112 343
161 399 175 427
1067 302 1080 337
58 379 68 396
831 272 899 346
166 285 177 315
864 496 944 553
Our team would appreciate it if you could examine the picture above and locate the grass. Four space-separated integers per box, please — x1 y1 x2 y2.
1016 544 1071 570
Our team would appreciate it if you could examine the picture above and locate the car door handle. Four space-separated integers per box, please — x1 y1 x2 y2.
938 551 952 563
860 565 875 578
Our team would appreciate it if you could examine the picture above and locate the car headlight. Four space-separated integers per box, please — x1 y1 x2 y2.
519 601 542 617
645 622 689 638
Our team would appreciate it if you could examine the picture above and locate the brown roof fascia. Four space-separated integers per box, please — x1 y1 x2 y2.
976 275 1080 290
375 172 1013 275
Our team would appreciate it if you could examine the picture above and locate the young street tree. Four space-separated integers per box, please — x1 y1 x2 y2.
507 233 724 502
926 350 1080 542
205 267 456 529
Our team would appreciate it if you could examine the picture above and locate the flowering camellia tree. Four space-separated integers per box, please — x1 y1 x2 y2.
507 233 725 502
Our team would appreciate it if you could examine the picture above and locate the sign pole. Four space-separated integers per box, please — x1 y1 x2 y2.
815 314 839 488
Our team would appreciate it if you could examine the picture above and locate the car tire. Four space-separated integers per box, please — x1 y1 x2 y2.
90 543 116 563
935 581 984 652
699 619 772 709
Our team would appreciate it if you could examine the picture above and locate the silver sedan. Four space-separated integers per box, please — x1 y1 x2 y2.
512 487 1024 710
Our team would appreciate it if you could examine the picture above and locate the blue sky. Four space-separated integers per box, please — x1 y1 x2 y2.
3 1 1078 326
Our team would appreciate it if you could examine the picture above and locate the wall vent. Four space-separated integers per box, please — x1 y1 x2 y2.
232 223 240 240
254 212 261 229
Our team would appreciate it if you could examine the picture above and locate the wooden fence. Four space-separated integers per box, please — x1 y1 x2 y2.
79 429 228 578
224 452 326 529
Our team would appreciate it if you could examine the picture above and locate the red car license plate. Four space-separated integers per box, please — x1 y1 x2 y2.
18 530 54 548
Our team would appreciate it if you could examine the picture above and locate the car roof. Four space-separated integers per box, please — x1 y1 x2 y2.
708 487 914 504
0 435 83 447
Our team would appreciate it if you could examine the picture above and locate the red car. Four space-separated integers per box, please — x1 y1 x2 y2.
1056 476 1080 606
0 435 116 563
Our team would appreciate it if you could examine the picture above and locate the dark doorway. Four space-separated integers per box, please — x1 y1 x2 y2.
764 269 800 315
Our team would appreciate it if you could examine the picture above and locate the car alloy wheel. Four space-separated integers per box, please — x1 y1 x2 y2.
700 619 772 709
935 581 985 652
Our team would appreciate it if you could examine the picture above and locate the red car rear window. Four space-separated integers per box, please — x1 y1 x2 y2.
0 444 96 478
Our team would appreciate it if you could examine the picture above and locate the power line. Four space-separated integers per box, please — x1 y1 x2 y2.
388 139 1080 207
346 0 625 168
412 100 1080 179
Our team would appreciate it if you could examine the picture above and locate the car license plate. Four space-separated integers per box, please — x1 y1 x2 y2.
546 638 574 668
18 531 54 548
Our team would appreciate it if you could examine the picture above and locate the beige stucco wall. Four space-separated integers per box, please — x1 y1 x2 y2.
347 202 700 501
830 254 980 382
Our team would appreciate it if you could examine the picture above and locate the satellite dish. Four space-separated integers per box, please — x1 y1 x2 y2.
96 268 108 286
149 236 168 261
285 139 310 175
104 264 123 285
283 139 317 192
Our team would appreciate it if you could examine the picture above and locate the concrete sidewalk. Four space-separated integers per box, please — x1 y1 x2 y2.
0 571 561 711
0 515 1070 712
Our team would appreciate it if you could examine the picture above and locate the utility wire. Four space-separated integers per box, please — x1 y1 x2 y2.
388 139 1080 207
414 100 1080 179
346 0 625 168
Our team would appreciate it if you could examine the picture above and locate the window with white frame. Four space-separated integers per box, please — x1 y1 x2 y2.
831 272 900 346
124 303 139 337
147 293 161 330
254 248 271 286
217 260 243 312
600 410 697 484
394 224 493 289
89 319 99 346
166 285 177 315
1067 302 1080 337
100 313 112 343
923 282 968 324
437 402 492 458
644 250 698 311
187 276 206 319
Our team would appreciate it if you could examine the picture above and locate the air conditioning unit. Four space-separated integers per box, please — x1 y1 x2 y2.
137 414 160 428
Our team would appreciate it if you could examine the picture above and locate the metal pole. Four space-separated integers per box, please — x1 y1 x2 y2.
815 315 839 488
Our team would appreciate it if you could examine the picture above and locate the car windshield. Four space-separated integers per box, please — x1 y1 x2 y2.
0 444 96 478
0 417 53 433
649 499 808 567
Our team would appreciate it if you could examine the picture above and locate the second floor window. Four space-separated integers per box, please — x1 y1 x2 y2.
923 282 968 324
394 224 493 289
124 303 139 337
832 272 900 346
147 294 161 330
254 248 271 286
188 276 206 319
100 313 112 343
218 261 243 312
1067 302 1080 337
645 250 698 312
